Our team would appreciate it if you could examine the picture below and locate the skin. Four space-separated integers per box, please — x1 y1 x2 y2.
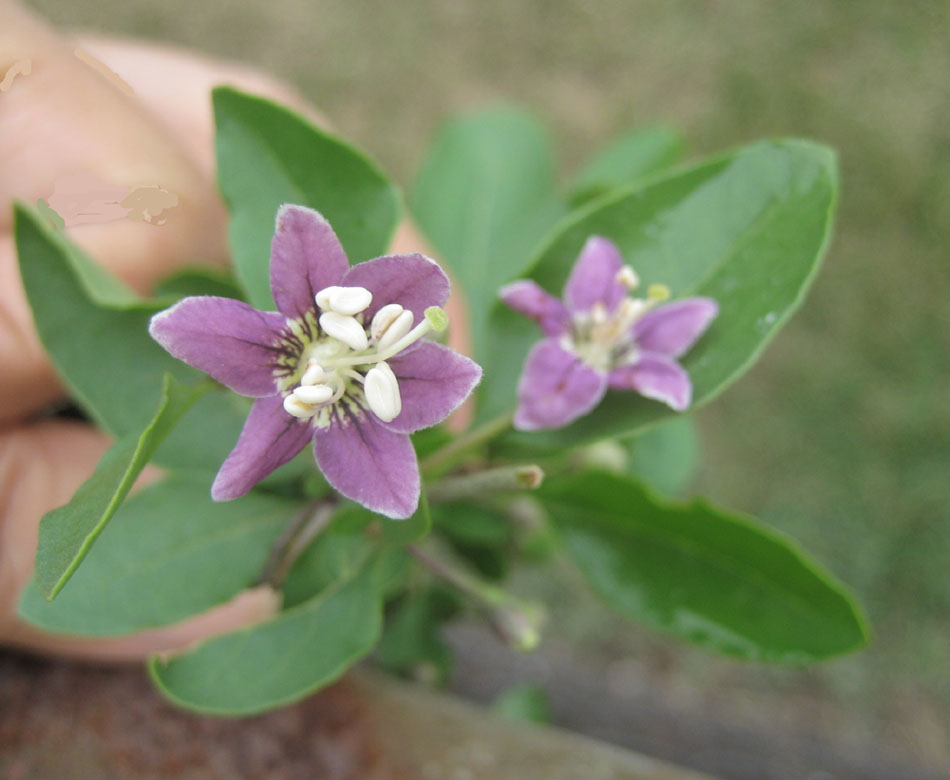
0 0 467 661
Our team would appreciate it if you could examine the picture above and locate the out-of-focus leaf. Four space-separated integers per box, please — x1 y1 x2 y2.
410 108 564 368
154 266 245 300
213 87 401 309
376 587 459 683
625 416 699 496
569 125 685 207
492 684 552 724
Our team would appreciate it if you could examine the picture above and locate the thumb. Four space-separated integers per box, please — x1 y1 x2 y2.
0 420 279 661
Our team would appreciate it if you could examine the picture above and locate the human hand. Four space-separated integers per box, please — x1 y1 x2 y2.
0 1 443 661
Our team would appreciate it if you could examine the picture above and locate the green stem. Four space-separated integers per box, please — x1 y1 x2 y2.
407 543 543 651
258 498 337 587
420 412 514 477
427 463 543 504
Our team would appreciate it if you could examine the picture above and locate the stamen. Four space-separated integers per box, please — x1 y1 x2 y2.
300 360 327 386
648 283 671 302
376 309 414 350
327 286 373 316
371 303 405 341
319 311 369 351
325 316 435 369
364 361 402 422
293 384 334 404
616 265 640 290
314 286 342 311
283 394 317 419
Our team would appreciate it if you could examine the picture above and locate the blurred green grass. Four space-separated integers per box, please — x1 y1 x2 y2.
26 0 950 766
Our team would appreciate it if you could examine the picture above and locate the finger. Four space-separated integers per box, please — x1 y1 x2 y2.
0 1 226 256
4 584 280 663
77 35 327 179
0 418 280 661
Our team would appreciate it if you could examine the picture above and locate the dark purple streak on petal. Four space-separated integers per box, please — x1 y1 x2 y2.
383 341 482 434
211 394 313 501
513 339 607 431
149 296 287 397
633 298 719 358
314 408 420 519
270 205 349 319
342 254 449 325
498 280 570 337
609 352 692 411
563 235 627 315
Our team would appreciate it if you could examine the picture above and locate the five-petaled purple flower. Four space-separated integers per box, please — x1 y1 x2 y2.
499 236 718 431
150 205 481 519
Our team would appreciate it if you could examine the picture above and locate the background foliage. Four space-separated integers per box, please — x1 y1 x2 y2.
25 0 950 769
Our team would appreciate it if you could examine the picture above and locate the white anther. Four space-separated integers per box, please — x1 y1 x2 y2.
283 394 317 419
319 311 369 351
590 302 608 324
616 265 640 290
300 361 328 386
371 303 405 341
376 309 414 350
293 383 334 405
364 361 402 422
329 286 373 316
315 286 342 311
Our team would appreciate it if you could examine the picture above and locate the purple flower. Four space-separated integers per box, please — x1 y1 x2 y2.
499 236 717 431
150 205 481 519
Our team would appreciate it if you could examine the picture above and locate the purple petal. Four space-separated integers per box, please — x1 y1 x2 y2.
314 410 420 519
633 298 719 358
212 395 313 501
383 342 482 434
149 297 285 396
341 254 449 325
563 236 627 314
498 280 569 337
513 339 608 431
609 352 692 411
270 205 349 319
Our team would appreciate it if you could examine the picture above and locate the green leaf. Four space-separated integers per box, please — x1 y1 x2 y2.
213 87 401 309
624 416 699 496
281 505 377 609
14 203 248 472
433 501 513 579
489 140 838 442
382 488 432 546
376 587 458 683
34 375 206 600
149 552 389 715
492 684 552 724
410 108 564 366
541 470 869 663
154 266 245 301
569 125 685 207
19 477 296 634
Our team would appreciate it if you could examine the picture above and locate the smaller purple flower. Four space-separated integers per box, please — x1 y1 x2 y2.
499 236 718 431
150 205 481 519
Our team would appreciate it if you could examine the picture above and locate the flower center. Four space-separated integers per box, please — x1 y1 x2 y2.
280 285 445 425
566 268 670 371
